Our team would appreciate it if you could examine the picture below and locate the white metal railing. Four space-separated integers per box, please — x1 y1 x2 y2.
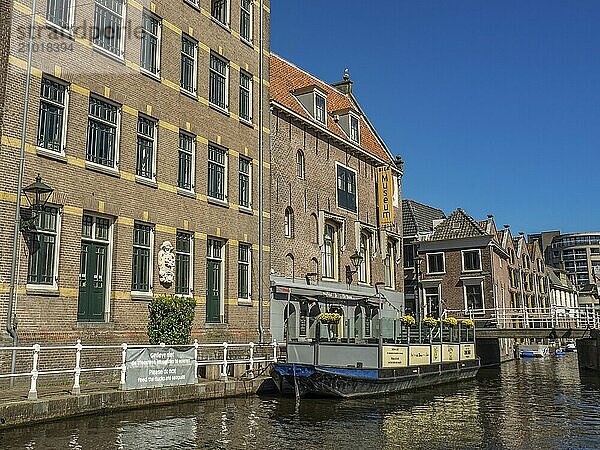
0 340 280 401
441 306 600 330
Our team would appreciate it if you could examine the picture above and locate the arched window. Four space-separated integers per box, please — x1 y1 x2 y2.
308 304 321 339
354 306 364 341
358 231 371 284
284 206 294 238
284 304 297 341
322 222 338 279
296 150 305 179
285 253 294 278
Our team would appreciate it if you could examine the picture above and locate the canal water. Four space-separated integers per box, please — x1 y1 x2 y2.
2 354 599 449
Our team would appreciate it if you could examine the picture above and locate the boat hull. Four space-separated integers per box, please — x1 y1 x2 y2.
271 360 481 398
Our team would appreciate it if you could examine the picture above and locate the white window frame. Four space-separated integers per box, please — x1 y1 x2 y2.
183 0 199 8
181 34 198 96
211 0 231 28
426 252 445 274
238 156 252 211
239 70 253 123
335 162 358 213
207 238 226 323
284 207 294 238
322 221 339 280
207 143 228 203
314 92 326 124
209 53 230 111
240 0 253 43
423 284 441 317
37 75 69 157
46 0 75 33
80 213 114 321
178 131 196 193
175 231 194 297
131 222 154 299
461 249 482 273
296 150 305 179
384 239 397 289
135 114 157 183
238 243 252 304
86 95 121 174
463 279 485 313
26 205 62 294
358 231 371 285
349 112 360 143
93 0 126 59
140 9 162 78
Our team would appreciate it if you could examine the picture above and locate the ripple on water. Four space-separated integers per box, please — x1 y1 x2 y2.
1 354 599 449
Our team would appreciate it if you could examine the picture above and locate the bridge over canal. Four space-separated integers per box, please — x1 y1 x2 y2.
442 306 600 365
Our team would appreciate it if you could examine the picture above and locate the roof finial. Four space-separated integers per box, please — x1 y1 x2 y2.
343 68 350 81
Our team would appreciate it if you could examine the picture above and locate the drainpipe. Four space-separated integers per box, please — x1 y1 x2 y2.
7 0 38 380
257 0 265 343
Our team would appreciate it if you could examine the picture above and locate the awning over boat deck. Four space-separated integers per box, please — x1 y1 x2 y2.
270 275 403 307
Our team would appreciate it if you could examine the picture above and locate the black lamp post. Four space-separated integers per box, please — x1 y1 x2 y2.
414 255 423 342
346 250 364 285
21 174 54 228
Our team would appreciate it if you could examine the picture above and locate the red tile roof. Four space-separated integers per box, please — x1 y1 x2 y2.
270 54 393 164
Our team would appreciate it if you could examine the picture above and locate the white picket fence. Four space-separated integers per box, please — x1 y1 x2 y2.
0 340 280 400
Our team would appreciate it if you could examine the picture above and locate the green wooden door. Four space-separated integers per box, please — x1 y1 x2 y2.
206 260 221 323
77 242 107 322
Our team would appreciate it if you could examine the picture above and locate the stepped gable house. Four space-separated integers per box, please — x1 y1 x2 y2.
0 0 271 345
268 54 404 343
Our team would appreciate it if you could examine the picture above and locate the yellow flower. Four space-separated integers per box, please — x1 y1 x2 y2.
442 317 458 327
422 317 439 327
317 312 341 324
461 319 475 328
400 315 416 326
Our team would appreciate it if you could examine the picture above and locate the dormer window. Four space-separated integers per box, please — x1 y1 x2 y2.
315 93 326 124
350 114 359 143
335 109 361 144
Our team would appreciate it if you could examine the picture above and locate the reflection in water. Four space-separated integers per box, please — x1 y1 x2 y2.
2 354 599 449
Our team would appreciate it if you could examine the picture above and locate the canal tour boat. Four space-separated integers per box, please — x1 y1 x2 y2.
270 281 481 398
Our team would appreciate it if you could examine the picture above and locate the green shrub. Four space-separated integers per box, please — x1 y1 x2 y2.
147 295 196 345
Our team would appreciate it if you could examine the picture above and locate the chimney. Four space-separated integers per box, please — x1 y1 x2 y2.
504 224 510 229
487 214 494 219
331 68 353 95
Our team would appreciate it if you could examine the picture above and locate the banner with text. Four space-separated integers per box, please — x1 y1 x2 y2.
377 166 395 226
125 347 196 390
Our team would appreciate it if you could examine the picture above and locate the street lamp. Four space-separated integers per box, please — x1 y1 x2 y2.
414 255 423 343
21 175 54 229
23 174 54 211
346 250 364 285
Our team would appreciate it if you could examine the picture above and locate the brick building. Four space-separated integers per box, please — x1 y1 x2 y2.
268 55 404 342
1 0 271 346
417 209 552 329
401 199 446 316
417 209 511 319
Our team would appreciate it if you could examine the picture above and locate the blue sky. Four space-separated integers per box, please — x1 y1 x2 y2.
271 1 600 235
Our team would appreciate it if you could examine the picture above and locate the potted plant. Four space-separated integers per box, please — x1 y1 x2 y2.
442 317 458 342
400 315 416 326
422 317 439 328
461 319 475 341
399 315 415 343
317 312 342 341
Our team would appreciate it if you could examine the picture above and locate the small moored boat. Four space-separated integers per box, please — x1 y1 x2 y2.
520 344 549 358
